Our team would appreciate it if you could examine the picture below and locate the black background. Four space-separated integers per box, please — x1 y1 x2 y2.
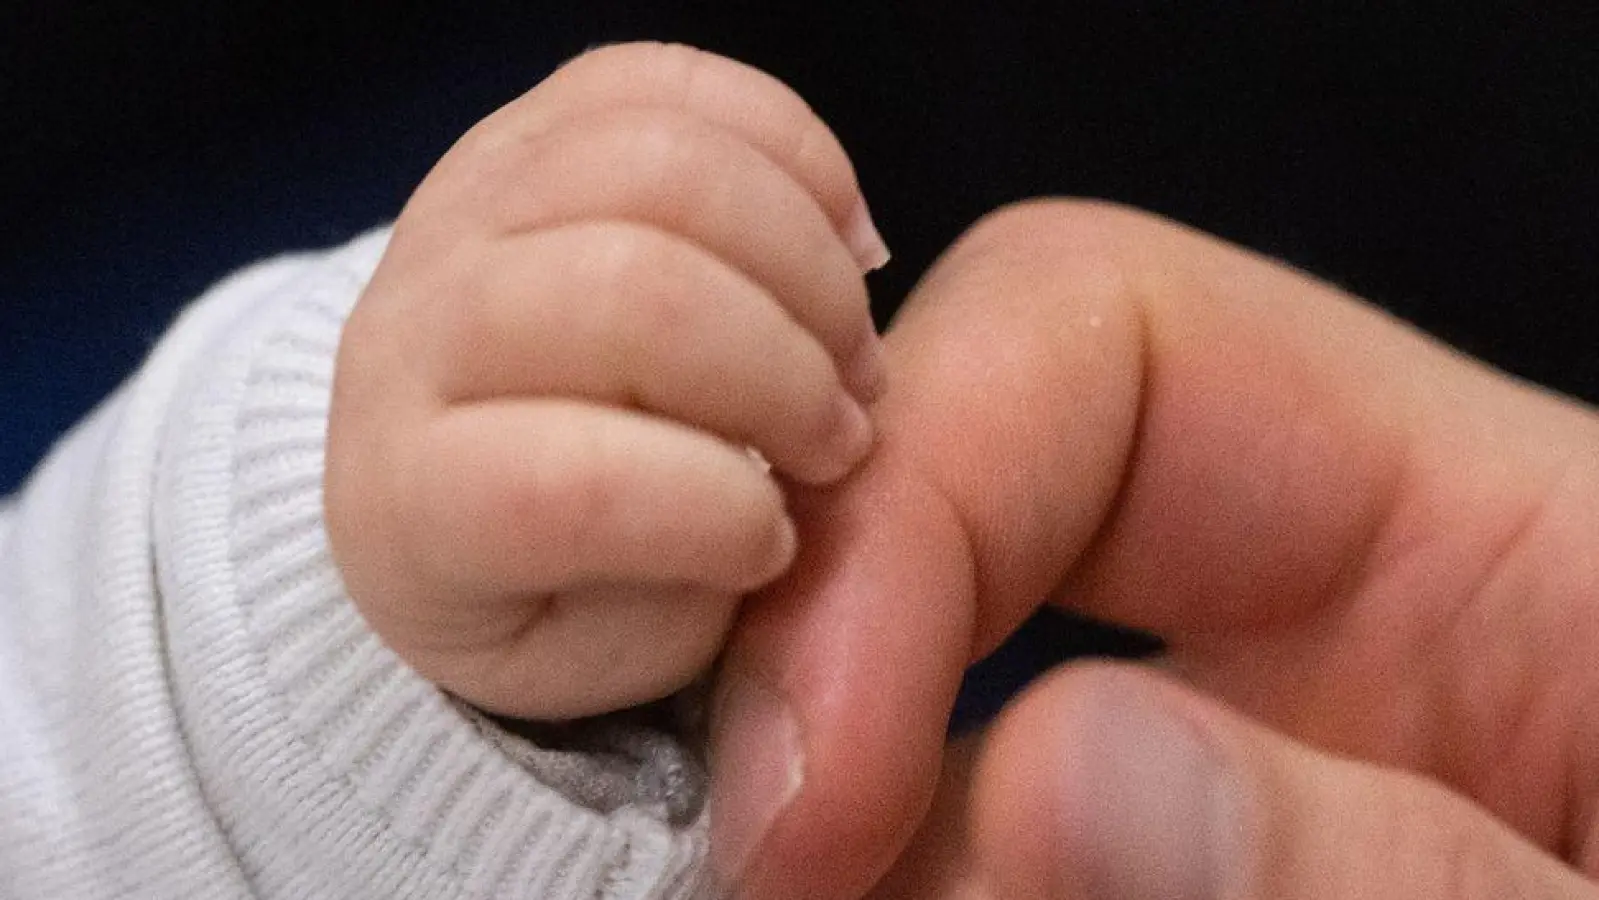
3 4 1597 707
5 3 1599 492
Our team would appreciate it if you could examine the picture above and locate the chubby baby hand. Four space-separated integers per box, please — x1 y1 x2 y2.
324 43 887 720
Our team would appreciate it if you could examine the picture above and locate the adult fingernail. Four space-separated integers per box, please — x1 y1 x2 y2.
709 671 805 895
845 197 892 272
1061 692 1238 900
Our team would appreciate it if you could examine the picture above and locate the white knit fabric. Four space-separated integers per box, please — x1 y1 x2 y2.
0 230 709 899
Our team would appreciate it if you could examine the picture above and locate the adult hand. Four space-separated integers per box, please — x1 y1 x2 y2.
708 200 1599 897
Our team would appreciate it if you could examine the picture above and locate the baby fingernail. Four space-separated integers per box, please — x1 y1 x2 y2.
818 393 874 483
845 197 892 272
766 514 799 576
709 671 805 895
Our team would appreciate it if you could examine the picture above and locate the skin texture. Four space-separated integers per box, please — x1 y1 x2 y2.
721 199 1599 898
325 42 1599 898
324 42 889 720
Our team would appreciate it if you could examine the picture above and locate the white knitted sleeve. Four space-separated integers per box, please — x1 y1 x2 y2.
0 230 709 900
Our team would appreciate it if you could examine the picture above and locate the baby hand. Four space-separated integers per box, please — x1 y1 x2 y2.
324 43 888 721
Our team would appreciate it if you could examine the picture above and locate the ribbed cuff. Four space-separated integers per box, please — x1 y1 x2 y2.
156 229 708 899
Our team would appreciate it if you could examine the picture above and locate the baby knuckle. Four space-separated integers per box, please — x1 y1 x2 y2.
525 424 623 563
617 113 717 185
387 431 465 583
632 285 708 352
797 385 850 450
785 114 835 178
448 245 509 324
588 235 709 342
584 223 667 283
560 40 688 80
732 487 790 573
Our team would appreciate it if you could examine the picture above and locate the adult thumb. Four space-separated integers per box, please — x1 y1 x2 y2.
967 663 1596 900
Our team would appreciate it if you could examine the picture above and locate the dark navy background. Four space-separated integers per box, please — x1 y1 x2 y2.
5 4 1596 725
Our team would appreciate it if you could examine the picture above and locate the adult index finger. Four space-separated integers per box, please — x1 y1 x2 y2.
711 198 1599 896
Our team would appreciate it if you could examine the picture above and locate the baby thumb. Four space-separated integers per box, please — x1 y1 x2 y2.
967 663 1596 900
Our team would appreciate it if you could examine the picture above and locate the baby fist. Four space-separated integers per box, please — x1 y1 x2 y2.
324 43 887 720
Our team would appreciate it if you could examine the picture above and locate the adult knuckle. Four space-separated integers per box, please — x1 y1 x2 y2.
949 200 1142 316
980 198 1174 262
